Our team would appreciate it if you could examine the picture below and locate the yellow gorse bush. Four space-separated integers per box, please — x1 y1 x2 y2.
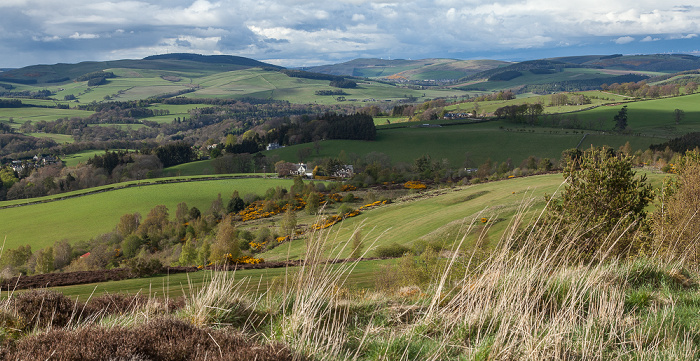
404 180 427 189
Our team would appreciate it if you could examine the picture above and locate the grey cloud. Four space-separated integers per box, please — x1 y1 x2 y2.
2 0 700 68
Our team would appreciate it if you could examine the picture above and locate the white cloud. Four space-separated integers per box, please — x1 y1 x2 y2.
668 33 698 39
69 32 100 39
352 13 365 21
3 0 700 67
614 36 635 44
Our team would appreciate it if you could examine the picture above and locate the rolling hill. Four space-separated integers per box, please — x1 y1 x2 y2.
0 53 282 85
307 58 510 81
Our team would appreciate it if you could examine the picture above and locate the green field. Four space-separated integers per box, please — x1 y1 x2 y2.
445 90 633 115
259 171 668 261
60 149 139 167
36 258 391 301
0 106 93 128
266 120 666 166
22 169 670 301
162 159 217 176
0 177 297 250
574 92 700 137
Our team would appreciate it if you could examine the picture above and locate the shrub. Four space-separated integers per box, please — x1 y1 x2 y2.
543 147 652 260
124 257 163 277
13 289 76 328
4 317 296 361
374 243 412 258
652 149 700 264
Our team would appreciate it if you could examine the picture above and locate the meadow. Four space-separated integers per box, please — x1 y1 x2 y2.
0 176 296 250
266 120 667 167
573 92 700 137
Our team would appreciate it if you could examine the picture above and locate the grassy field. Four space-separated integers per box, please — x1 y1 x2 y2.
32 258 392 301
445 90 633 115
161 159 218 176
259 171 668 261
573 92 700 137
21 169 670 300
266 120 667 166
0 177 298 250
0 106 93 128
458 67 666 92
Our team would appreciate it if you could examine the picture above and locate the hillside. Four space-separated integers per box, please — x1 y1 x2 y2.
551 53 700 72
0 53 282 85
307 58 509 80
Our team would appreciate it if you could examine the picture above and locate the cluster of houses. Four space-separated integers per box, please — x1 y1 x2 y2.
443 112 474 120
291 163 354 179
9 154 59 174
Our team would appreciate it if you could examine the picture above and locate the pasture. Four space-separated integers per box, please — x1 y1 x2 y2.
0 106 92 128
37 258 390 301
266 120 667 166
0 176 297 250
574 92 700 137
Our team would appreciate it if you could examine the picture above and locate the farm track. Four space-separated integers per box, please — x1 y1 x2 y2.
0 175 275 210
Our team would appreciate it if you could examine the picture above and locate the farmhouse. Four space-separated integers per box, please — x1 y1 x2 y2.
332 165 354 178
295 163 313 178
266 142 284 151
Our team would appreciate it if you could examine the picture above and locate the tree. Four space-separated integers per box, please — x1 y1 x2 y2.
210 216 239 263
175 202 189 223
673 108 685 125
227 192 246 214
117 213 140 236
35 247 55 274
1 245 32 270
305 192 320 215
121 234 144 258
179 239 197 266
0 168 18 189
613 106 628 131
544 147 652 259
281 207 297 237
52 239 73 270
350 231 364 259
208 193 224 217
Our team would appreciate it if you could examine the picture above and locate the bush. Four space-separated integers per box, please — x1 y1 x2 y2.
124 257 163 277
543 147 652 260
13 289 76 328
374 243 412 258
652 150 700 263
4 317 296 361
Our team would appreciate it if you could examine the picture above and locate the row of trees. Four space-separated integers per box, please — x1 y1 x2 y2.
601 81 687 98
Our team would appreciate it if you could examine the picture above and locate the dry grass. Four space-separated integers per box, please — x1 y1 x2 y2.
0 200 698 360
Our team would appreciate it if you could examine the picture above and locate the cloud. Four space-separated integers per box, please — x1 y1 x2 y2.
2 0 700 67
668 33 699 39
69 32 100 39
614 36 635 44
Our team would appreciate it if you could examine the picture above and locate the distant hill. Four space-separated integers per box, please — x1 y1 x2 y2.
306 58 509 81
452 56 700 93
549 54 700 72
0 53 282 85
143 53 282 69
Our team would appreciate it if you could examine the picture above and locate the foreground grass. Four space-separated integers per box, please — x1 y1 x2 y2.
1 202 698 360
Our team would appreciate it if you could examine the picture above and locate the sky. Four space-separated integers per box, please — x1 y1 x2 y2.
1 0 700 69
